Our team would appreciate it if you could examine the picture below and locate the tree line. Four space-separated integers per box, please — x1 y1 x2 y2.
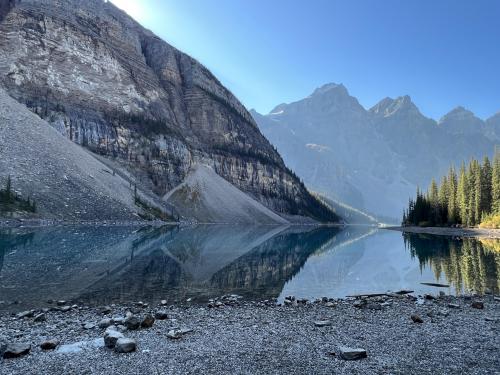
402 151 500 227
0 176 37 213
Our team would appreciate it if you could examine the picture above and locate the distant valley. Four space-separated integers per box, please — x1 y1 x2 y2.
252 83 500 221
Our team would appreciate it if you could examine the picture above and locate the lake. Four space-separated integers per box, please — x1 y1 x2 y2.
0 225 499 311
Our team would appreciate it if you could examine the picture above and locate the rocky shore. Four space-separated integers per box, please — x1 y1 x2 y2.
387 226 500 239
1 294 499 374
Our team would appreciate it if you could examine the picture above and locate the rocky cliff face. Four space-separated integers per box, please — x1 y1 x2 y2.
0 0 336 222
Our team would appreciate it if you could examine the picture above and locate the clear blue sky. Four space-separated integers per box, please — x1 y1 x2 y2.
111 0 500 119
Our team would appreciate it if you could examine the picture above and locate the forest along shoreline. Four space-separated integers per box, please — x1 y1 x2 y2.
387 226 500 239
0 294 499 374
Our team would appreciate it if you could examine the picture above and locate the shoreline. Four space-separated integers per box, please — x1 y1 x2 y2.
385 225 500 238
1 295 498 374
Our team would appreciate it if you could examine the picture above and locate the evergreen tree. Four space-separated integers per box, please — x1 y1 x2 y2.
457 163 469 225
481 156 492 216
447 166 458 224
492 150 500 214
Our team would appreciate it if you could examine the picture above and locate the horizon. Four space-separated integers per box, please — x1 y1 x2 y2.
109 0 500 120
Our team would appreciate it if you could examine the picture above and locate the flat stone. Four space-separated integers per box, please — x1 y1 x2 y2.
448 303 460 309
104 330 124 348
141 314 155 328
339 346 367 360
314 320 332 327
3 343 31 358
471 301 484 309
56 300 67 306
40 339 59 350
155 311 169 320
167 328 193 339
16 310 34 319
114 338 136 353
83 322 96 330
60 306 72 312
98 318 113 329
411 314 424 323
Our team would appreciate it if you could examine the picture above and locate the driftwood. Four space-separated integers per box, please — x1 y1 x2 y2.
346 290 414 298
421 282 450 288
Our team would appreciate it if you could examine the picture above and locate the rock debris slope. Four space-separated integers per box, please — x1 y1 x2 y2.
164 165 288 224
0 88 156 220
0 0 337 223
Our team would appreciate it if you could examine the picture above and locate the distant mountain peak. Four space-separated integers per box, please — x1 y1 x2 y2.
439 106 478 124
370 95 418 118
311 83 348 97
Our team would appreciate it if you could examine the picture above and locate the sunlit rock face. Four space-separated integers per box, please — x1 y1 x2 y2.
0 0 335 221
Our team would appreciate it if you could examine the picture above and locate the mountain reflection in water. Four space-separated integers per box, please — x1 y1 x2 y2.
0 225 499 311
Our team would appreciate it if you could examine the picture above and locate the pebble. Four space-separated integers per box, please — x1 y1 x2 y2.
40 339 59 350
141 314 155 328
314 320 332 327
104 330 124 348
2 343 31 358
167 328 193 339
155 311 169 320
448 303 460 309
83 322 96 330
98 318 113 329
411 314 424 323
338 346 367 360
124 315 140 330
16 310 34 319
471 301 484 309
114 338 136 353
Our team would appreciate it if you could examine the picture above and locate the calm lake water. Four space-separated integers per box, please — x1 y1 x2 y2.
0 225 499 311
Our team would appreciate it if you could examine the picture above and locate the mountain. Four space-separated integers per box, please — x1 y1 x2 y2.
252 83 500 220
0 87 171 221
0 0 337 223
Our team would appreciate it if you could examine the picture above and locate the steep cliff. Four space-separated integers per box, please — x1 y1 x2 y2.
0 0 337 222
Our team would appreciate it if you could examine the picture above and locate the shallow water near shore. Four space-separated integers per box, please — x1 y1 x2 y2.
0 225 499 311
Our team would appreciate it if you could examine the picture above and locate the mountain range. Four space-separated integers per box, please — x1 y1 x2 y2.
252 83 500 220
0 0 336 223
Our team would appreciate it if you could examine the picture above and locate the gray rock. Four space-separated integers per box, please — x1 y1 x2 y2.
471 301 484 309
411 314 424 323
3 343 31 358
98 318 113 329
339 346 367 360
83 322 96 330
448 303 460 309
104 330 124 348
60 306 72 312
167 328 193 340
124 315 141 330
141 314 155 328
40 339 59 350
155 311 169 320
160 300 168 306
16 310 34 319
33 313 46 322
114 338 136 353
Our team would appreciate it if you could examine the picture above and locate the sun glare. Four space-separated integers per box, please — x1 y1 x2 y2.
109 0 146 20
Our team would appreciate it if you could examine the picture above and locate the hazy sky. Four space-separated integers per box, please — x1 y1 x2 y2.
110 0 500 119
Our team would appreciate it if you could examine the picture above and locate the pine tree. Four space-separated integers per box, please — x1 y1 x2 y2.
447 166 458 224
457 163 469 225
492 150 500 214
481 156 492 216
438 176 449 225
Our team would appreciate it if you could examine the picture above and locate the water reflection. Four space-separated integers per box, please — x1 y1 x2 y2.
0 225 499 311
404 233 500 295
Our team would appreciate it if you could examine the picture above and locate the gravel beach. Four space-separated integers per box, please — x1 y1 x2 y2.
1 294 499 374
